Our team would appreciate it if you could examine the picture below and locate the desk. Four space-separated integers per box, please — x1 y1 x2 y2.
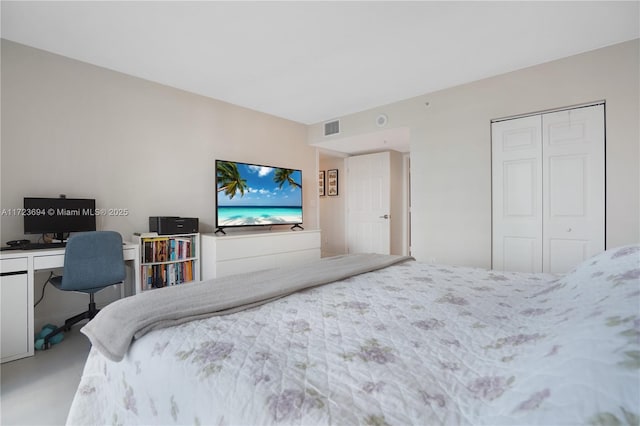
0 242 140 363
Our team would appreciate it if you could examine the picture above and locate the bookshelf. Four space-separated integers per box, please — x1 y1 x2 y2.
133 233 200 294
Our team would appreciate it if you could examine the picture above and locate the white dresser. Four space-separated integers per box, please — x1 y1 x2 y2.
201 230 321 280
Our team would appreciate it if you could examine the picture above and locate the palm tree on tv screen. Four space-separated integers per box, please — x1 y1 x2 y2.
274 168 301 189
217 161 248 199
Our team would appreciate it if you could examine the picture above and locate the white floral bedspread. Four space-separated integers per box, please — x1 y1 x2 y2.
67 246 639 426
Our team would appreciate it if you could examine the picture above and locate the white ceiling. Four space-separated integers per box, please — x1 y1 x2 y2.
2 1 639 126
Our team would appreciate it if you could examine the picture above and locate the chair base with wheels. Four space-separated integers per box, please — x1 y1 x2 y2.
42 288 101 349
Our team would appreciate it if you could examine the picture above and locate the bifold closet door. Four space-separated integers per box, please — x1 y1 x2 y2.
492 115 543 273
542 105 605 273
492 104 605 273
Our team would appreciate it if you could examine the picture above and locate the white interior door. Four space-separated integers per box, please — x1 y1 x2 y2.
492 115 543 272
347 152 391 254
542 104 605 273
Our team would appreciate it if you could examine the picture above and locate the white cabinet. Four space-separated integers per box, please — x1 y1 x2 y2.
201 230 321 280
1 257 31 363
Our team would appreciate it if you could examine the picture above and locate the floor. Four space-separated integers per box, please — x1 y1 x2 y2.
0 328 91 426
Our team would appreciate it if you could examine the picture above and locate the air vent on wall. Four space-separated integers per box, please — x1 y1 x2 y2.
324 119 340 136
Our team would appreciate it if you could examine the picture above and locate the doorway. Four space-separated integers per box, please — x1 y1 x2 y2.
315 127 411 257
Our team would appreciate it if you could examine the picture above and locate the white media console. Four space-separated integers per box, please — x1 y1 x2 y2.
201 230 321 280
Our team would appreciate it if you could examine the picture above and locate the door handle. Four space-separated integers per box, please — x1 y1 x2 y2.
379 214 390 219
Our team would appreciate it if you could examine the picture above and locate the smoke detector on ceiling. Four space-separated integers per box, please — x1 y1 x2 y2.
376 114 388 127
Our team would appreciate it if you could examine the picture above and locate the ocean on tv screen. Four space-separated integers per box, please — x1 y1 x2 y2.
216 161 302 226
217 206 302 226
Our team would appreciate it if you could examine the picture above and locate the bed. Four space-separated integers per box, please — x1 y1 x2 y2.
67 245 639 425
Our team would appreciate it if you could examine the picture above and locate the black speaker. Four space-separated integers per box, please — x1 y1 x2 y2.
149 217 199 235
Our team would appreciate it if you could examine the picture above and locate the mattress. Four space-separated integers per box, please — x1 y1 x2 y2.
67 245 640 425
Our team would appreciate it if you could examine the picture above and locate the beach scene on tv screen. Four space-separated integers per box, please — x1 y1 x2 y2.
216 161 302 226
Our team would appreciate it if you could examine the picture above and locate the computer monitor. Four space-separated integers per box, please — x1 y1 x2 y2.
23 197 96 241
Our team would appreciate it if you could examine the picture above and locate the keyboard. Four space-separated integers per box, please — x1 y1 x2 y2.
0 242 66 251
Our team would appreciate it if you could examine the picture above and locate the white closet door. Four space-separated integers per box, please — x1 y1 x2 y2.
542 104 605 273
492 115 543 272
347 152 391 254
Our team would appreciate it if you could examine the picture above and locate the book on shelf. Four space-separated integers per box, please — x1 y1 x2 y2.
141 236 195 263
141 260 196 291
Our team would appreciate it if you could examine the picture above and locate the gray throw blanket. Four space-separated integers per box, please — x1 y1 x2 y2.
82 253 414 362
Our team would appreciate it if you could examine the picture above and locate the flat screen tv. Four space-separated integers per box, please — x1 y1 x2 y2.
215 160 303 232
23 197 96 241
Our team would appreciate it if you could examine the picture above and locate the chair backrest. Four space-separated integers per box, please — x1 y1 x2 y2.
60 231 126 291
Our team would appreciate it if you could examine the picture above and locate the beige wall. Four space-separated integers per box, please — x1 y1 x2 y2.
388 150 407 256
319 154 346 256
309 39 640 267
1 40 318 327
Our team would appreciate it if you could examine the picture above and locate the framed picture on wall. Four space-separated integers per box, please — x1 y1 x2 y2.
319 171 325 196
327 169 338 196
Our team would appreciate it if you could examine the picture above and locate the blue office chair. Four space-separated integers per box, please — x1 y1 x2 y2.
42 231 125 349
